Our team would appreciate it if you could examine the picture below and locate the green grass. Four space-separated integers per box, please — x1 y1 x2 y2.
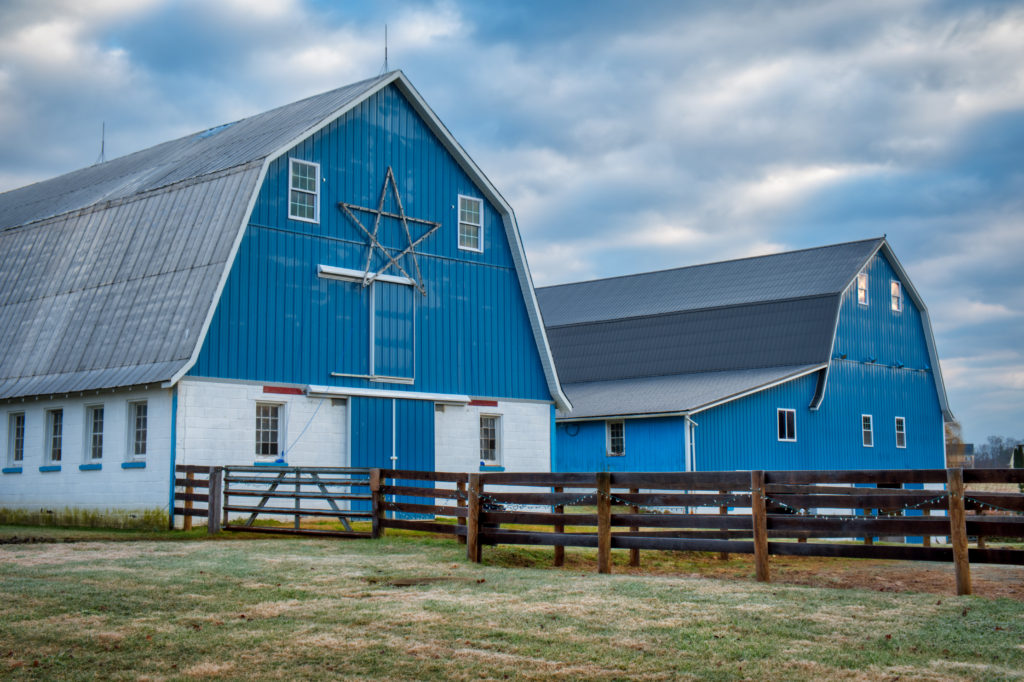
1 526 1023 680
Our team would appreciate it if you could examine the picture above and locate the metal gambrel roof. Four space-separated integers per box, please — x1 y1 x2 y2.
0 73 395 400
538 239 952 420
0 71 570 409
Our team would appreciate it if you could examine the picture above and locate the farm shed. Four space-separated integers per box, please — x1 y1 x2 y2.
0 71 568 520
538 239 953 472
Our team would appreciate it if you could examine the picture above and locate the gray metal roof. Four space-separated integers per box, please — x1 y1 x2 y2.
537 238 882 327
539 240 886 419
559 365 823 420
0 74 393 400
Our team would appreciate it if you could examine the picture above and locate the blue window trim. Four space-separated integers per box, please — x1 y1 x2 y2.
254 461 289 467
479 465 505 472
121 461 146 469
2 467 22 474
79 463 102 471
39 465 61 473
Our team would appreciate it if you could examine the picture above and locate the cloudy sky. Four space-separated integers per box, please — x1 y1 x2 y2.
1 0 1021 444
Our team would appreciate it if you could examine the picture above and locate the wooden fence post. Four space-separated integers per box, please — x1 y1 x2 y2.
457 478 467 545
369 469 384 539
207 467 223 535
750 470 770 583
946 468 972 596
184 470 194 532
466 474 482 563
597 472 612 574
629 487 640 568
718 489 730 560
553 486 565 567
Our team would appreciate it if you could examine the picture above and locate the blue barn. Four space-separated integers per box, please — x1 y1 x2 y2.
0 72 567 519
538 239 953 472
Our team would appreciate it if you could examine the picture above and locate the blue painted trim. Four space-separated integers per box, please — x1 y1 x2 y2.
254 461 289 467
480 465 505 472
121 461 146 469
39 465 61 473
2 467 22 474
169 385 177 527
79 463 102 471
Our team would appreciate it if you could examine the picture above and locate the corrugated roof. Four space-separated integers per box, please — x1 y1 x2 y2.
0 74 393 400
539 240 884 419
537 238 882 327
559 365 823 419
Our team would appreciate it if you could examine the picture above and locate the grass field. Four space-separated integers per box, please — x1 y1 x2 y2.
1 526 1023 680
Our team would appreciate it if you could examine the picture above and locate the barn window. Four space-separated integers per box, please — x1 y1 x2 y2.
289 159 320 223
458 195 483 252
7 412 24 464
255 403 282 457
890 280 903 312
861 414 874 447
607 420 625 456
480 415 500 465
857 272 868 305
129 401 148 460
86 405 104 460
777 409 796 442
895 417 906 449
46 409 63 462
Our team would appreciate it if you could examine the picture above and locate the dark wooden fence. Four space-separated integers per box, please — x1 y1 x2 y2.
220 466 373 538
370 469 469 540
173 464 222 533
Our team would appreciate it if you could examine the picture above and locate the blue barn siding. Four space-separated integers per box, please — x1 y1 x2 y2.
554 417 687 472
695 364 943 471
190 84 550 401
834 252 931 370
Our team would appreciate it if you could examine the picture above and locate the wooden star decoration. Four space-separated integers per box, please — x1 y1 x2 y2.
338 166 440 297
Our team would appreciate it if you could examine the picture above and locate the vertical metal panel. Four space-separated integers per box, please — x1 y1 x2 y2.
190 83 550 401
834 252 930 369
350 397 392 469
373 282 414 378
553 417 687 472
695 365 944 471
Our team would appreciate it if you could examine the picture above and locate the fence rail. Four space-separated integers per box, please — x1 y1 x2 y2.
173 465 222 533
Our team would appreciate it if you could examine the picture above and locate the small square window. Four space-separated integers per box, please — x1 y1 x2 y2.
480 415 500 464
857 272 868 306
607 420 625 456
890 280 903 312
862 414 874 447
289 159 320 223
777 409 796 442
7 412 24 464
895 417 906 449
255 403 282 457
458 195 483 252
46 409 63 462
86 405 104 461
129 401 148 460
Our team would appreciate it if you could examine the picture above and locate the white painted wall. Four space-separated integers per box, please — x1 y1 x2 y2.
175 379 347 468
434 400 551 473
0 387 172 510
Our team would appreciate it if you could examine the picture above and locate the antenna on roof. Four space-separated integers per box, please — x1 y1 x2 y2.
384 24 389 72
95 121 106 165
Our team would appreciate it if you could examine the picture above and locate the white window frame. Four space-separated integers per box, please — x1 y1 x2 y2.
85 404 104 461
777 408 796 442
607 420 625 456
857 271 868 306
46 408 63 463
895 416 906 449
861 414 874 448
127 401 148 462
288 158 320 223
255 402 284 458
479 414 501 466
890 280 903 312
7 412 25 465
457 195 483 252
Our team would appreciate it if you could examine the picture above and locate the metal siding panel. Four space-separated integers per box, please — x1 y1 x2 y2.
190 85 550 401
